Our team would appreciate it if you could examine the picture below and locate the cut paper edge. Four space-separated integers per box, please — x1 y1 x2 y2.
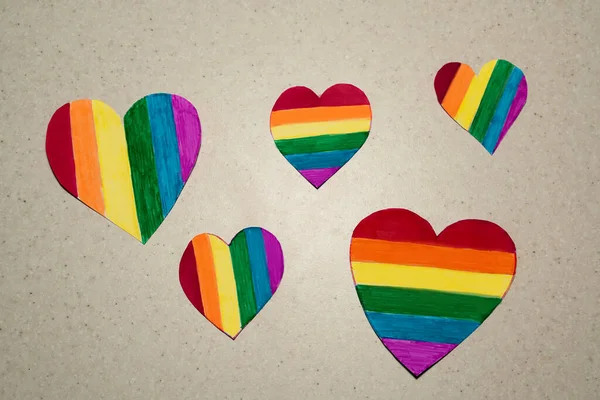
45 93 202 245
179 228 285 340
46 99 144 243
381 338 457 377
492 75 528 154
434 60 527 156
299 167 341 188
350 208 517 378
270 84 371 189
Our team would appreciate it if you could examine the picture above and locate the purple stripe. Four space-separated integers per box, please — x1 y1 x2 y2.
261 228 284 293
382 338 457 377
171 95 202 182
299 167 340 188
494 76 528 152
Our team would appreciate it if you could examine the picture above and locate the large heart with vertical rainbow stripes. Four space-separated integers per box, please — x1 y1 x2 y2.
270 84 371 188
434 59 527 154
179 227 284 339
46 93 201 244
350 208 517 377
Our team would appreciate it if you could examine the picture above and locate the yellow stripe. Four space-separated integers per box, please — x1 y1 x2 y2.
351 261 513 297
209 235 241 337
454 60 497 130
92 100 142 241
270 118 371 140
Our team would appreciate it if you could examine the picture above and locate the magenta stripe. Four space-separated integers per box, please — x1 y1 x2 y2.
261 228 284 293
382 338 457 377
299 167 340 188
494 76 528 152
171 95 202 182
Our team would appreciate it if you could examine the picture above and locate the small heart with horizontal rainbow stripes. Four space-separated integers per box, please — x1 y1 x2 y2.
434 59 528 154
270 84 372 188
46 93 201 244
350 208 517 377
179 227 284 339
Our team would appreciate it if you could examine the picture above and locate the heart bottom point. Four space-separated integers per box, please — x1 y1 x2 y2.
225 329 242 340
299 167 340 188
382 338 457 377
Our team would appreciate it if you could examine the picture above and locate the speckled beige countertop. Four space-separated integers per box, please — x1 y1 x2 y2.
1 1 599 399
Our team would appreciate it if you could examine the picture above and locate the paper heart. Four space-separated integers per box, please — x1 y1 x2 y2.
46 93 201 244
179 227 284 339
270 84 371 188
350 208 517 377
434 59 527 154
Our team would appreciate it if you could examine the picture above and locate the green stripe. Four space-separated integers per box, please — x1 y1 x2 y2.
274 132 369 155
230 230 257 327
355 285 501 323
469 60 514 142
123 98 164 243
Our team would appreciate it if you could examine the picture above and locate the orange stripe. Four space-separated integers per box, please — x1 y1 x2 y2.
441 64 475 118
192 234 222 329
350 238 515 275
70 100 105 214
270 105 371 127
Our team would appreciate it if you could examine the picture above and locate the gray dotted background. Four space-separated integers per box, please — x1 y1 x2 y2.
1 0 599 399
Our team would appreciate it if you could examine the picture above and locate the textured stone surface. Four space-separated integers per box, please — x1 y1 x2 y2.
0 0 599 398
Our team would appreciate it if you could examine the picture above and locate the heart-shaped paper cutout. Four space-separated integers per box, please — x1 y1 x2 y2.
350 208 516 377
179 227 284 339
270 84 371 188
434 59 527 154
46 93 201 244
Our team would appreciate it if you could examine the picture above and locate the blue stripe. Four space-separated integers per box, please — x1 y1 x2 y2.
146 94 183 217
244 227 272 311
481 68 524 153
284 149 358 170
365 311 480 344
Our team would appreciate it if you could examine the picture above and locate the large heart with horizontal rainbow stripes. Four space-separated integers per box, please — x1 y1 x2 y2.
46 93 201 244
179 227 284 339
434 59 527 154
270 84 371 188
350 208 517 377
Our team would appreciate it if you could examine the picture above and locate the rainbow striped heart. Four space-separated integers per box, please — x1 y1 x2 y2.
179 228 284 339
350 209 517 377
270 84 371 188
46 93 201 244
434 59 528 154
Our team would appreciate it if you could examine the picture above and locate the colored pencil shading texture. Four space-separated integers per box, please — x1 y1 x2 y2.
434 59 527 154
179 228 284 339
350 208 516 377
270 84 371 188
46 94 201 244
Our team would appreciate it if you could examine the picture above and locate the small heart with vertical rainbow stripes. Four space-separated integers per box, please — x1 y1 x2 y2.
46 93 201 244
270 84 372 188
350 208 517 377
179 228 284 339
434 59 528 154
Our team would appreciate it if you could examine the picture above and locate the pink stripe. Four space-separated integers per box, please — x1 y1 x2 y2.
382 338 457 377
299 167 340 188
171 95 202 182
261 228 284 293
495 76 527 152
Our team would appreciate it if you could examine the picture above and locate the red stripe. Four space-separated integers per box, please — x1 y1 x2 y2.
438 220 516 252
319 83 370 107
352 209 516 253
271 84 370 111
272 86 320 111
352 209 436 243
434 62 461 103
179 241 204 314
46 103 78 197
